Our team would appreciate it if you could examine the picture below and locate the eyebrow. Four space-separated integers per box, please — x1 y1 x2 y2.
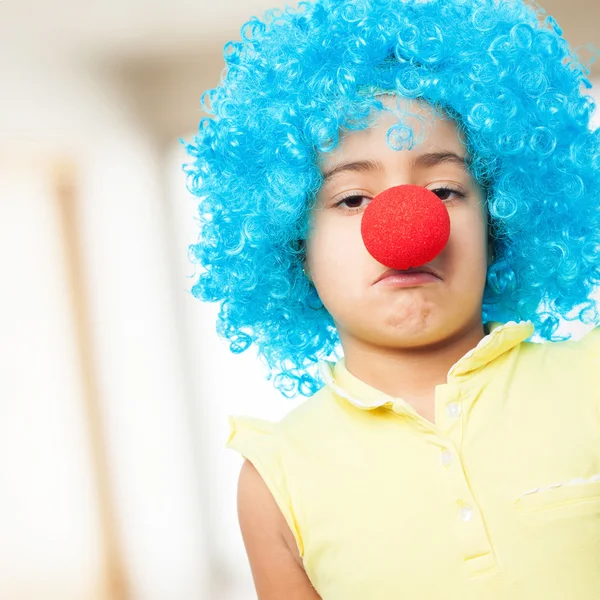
321 151 470 185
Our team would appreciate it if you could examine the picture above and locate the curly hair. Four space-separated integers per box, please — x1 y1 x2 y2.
181 0 600 398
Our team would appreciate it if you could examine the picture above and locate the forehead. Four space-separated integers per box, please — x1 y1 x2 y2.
319 94 464 168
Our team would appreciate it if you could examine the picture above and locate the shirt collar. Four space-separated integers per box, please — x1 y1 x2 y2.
317 320 535 411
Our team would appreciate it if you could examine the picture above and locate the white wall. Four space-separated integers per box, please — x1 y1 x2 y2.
0 50 209 599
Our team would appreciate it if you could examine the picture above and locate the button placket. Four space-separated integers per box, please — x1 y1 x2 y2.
435 386 461 467
436 383 462 434
441 449 453 467
446 401 461 419
459 504 473 522
455 497 497 578
435 386 496 577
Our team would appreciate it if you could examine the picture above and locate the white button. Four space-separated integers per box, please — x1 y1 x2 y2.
446 402 461 418
459 506 473 522
441 450 453 467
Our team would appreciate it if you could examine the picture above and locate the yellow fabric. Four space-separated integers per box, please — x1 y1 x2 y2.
226 320 600 599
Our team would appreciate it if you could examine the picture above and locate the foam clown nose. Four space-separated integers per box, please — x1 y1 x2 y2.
360 184 451 270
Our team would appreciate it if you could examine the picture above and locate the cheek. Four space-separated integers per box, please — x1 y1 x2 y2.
445 211 488 265
450 208 487 249
305 225 375 316
306 219 361 274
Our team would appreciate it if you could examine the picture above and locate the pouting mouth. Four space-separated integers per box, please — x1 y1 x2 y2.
374 266 440 284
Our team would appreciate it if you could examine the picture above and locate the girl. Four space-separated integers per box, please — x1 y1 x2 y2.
182 0 600 598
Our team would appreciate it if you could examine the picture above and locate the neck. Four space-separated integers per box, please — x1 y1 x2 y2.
339 320 487 404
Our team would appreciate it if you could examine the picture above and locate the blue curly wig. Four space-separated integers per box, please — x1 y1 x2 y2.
181 0 600 398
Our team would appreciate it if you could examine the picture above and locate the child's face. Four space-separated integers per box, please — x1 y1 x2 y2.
304 95 491 349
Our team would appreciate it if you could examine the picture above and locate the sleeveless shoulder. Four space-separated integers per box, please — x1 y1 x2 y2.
226 414 304 557
226 387 356 564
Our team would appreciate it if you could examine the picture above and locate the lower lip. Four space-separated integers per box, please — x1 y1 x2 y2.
375 272 440 287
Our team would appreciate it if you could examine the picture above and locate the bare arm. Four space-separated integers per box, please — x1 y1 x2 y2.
237 459 322 600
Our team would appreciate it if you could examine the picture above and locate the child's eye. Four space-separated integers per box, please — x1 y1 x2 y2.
430 186 466 204
334 194 372 213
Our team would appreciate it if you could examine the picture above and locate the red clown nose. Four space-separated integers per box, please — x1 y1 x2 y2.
360 184 451 270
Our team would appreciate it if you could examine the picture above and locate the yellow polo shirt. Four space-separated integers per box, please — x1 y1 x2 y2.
226 320 600 599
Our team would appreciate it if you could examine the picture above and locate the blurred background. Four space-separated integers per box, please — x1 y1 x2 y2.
1 0 600 599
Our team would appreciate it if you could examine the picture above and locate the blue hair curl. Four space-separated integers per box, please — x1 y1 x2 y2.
182 0 600 399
